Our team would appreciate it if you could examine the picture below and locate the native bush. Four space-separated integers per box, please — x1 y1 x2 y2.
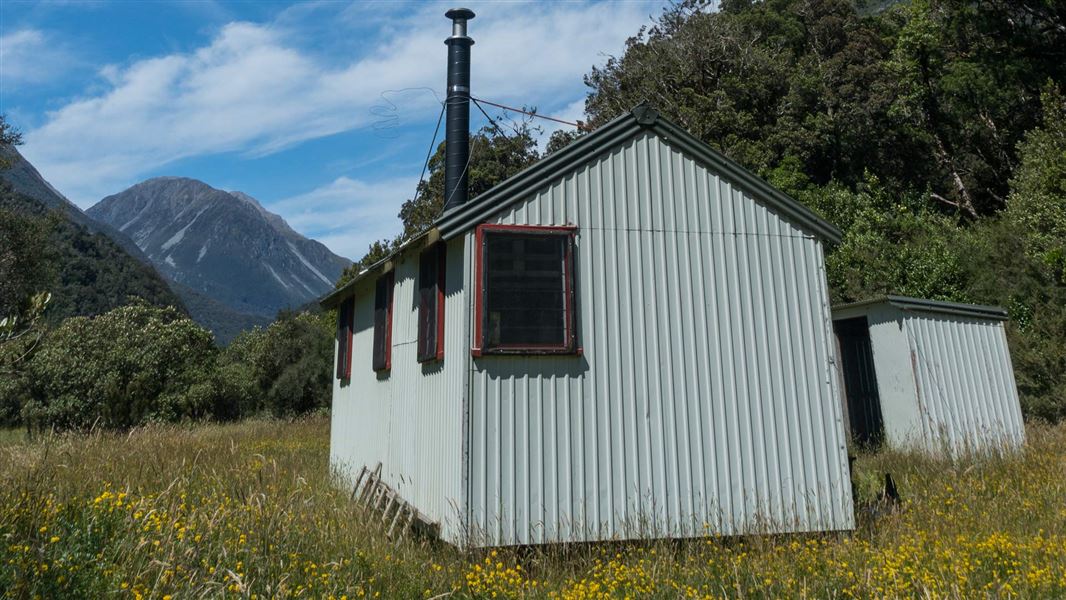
219 310 333 418
21 302 220 430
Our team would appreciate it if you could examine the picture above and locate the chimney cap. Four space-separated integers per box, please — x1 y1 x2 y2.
445 7 475 21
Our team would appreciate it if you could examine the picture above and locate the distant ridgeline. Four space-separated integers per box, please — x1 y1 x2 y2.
87 177 351 342
0 145 350 343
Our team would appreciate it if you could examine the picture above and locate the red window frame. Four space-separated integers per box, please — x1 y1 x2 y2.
472 224 579 356
372 271 394 371
335 297 354 379
417 242 447 362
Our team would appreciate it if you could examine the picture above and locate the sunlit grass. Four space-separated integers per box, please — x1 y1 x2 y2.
2 417 1065 598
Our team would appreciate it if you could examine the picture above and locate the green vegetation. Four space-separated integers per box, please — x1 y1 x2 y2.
1 418 1064 598
1 303 332 430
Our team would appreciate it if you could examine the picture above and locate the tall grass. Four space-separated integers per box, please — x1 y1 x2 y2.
2 418 1065 598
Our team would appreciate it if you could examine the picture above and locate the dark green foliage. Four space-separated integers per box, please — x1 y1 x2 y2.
584 0 1065 217
0 116 21 168
798 176 969 303
218 310 334 418
0 182 184 322
169 282 272 346
959 88 1066 421
21 302 220 431
0 204 53 318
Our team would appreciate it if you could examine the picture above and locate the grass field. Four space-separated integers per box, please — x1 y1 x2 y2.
2 418 1065 599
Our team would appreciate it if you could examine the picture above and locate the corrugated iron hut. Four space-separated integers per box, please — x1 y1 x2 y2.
320 8 855 548
832 296 1025 454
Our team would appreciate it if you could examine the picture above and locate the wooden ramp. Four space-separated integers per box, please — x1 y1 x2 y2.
351 463 440 541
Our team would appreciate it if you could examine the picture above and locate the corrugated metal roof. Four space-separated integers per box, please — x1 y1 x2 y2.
834 295 1008 321
321 103 842 308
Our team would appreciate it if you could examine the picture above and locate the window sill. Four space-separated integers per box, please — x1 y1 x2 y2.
471 346 582 358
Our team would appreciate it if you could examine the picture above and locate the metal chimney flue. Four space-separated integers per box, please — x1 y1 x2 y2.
443 7 474 212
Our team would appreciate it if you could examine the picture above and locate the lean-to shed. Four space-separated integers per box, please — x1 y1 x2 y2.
832 296 1025 454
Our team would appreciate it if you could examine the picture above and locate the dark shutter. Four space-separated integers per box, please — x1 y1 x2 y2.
372 272 394 371
417 243 446 362
335 298 353 379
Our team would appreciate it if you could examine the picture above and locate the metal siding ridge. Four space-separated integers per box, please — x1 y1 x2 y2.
690 160 718 532
975 321 1014 447
794 239 826 527
784 234 814 524
962 321 995 443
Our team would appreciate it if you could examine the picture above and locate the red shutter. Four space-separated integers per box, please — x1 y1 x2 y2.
418 242 447 362
336 298 353 379
372 272 394 371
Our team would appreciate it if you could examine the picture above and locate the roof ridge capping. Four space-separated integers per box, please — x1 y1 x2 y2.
834 295 1009 321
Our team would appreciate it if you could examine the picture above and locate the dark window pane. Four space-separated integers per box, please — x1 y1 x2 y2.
484 232 568 348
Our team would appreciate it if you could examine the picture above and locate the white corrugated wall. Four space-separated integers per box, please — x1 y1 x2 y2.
330 236 468 544
464 132 854 546
903 312 1025 453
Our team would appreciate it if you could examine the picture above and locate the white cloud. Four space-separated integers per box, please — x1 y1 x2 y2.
0 28 78 89
19 1 658 206
267 175 418 260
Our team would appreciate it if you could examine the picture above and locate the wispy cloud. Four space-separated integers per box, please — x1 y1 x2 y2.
20 2 657 207
0 28 79 90
268 175 418 261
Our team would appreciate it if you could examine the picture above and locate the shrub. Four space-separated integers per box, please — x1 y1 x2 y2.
22 302 220 430
220 310 333 418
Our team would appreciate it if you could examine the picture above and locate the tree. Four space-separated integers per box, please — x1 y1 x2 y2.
22 302 220 431
219 310 334 418
884 0 1065 217
962 86 1066 420
0 115 22 169
582 0 1065 218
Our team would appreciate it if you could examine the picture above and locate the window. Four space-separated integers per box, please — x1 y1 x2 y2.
372 272 394 371
417 243 447 362
335 297 354 379
473 224 577 355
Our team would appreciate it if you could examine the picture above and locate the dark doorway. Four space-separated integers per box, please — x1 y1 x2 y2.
834 317 884 448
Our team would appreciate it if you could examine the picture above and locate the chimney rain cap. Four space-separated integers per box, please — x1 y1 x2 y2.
446 8 475 37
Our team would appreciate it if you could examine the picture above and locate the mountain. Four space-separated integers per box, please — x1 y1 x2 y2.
0 149 185 322
87 177 350 327
0 146 155 264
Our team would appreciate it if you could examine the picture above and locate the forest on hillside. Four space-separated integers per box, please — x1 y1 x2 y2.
2 0 1065 430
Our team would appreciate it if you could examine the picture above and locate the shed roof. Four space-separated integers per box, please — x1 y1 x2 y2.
832 295 1009 321
321 103 841 309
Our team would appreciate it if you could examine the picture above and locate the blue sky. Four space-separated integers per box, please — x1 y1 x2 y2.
1 0 664 260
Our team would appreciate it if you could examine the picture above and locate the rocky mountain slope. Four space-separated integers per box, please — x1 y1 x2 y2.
87 178 349 322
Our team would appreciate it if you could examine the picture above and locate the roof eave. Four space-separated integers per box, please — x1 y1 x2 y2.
318 229 437 309
832 294 1009 321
